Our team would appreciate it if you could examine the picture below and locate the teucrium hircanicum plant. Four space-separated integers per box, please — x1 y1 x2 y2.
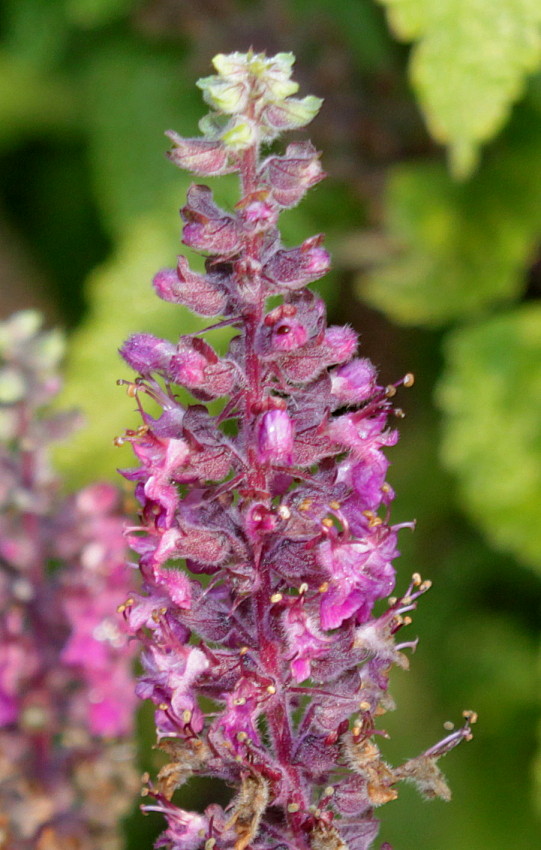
117 51 475 850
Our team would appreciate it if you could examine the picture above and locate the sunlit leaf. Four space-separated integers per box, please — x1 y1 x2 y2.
358 101 541 325
438 304 541 570
377 0 541 176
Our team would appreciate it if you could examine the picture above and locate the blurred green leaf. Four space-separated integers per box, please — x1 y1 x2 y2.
438 304 541 571
0 51 76 147
377 0 541 176
358 101 541 326
65 0 137 27
83 43 200 237
2 0 69 71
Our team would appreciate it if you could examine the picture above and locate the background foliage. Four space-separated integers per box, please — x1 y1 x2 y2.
1 1 540 848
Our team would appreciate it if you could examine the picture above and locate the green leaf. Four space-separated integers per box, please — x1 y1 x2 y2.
377 0 541 176
358 101 541 326
438 304 541 571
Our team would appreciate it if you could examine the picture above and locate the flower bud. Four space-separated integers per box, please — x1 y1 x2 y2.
257 409 294 464
119 333 175 376
331 358 377 403
165 132 232 175
263 95 323 131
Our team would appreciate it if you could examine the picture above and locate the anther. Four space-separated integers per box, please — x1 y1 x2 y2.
158 703 168 711
270 592 283 604
287 803 300 813
403 372 415 387
443 721 455 731
236 731 248 742
113 436 125 447
278 505 291 520
318 582 329 593
324 786 335 797
420 580 432 591
266 685 276 695
321 517 334 529
463 710 478 724
298 582 309 594
359 700 371 711
412 572 422 586
329 500 341 510
239 646 249 656
385 385 397 398
205 840 216 850
393 408 405 418
233 697 247 706
182 709 192 724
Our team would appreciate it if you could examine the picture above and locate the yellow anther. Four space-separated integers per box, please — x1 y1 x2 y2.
266 685 277 695
158 703 168 711
270 592 283 604
385 385 397 398
233 697 247 706
324 786 335 797
116 603 126 613
388 597 397 606
420 580 432 591
239 646 249 656
402 615 412 626
412 572 422 586
463 710 478 724
127 383 138 398
278 505 291 520
318 582 329 593
359 700 371 711
236 731 248 742
329 500 341 510
287 803 300 813
182 709 192 724
140 786 149 797
298 582 309 594
205 840 217 850
321 517 334 529
403 372 415 387
299 498 313 512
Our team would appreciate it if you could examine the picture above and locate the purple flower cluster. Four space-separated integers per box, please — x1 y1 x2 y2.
0 311 138 849
118 52 475 850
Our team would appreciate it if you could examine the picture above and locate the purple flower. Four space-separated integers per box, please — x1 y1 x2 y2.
119 51 475 850
0 312 138 847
